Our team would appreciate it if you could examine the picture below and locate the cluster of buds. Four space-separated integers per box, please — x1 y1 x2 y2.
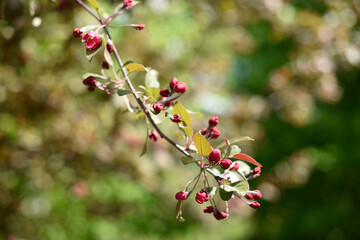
201 116 221 139
82 76 97 92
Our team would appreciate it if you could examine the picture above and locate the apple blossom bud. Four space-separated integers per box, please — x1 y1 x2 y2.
174 82 187 93
213 208 222 220
253 190 262 200
101 61 109 69
149 131 158 142
250 201 260 209
159 88 170 97
175 191 189 200
220 212 228 219
208 148 221 163
153 103 163 113
171 114 182 123
251 167 261 178
106 43 114 53
231 162 240 171
245 192 253 200
123 0 133 7
211 129 221 139
83 76 97 92
73 28 82 38
200 128 208 135
220 159 232 170
81 31 100 50
208 116 219 127
133 24 145 30
169 77 178 90
203 206 214 213
195 191 209 204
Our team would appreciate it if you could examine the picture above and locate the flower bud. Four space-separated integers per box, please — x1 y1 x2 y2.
101 61 109 69
211 129 220 139
200 128 208 135
169 77 178 90
253 190 262 200
208 148 221 163
81 31 101 50
220 212 228 219
250 201 260 209
220 159 232 170
251 167 261 178
123 0 133 7
231 162 240 171
106 43 114 53
175 191 188 200
208 116 219 127
133 24 145 30
171 114 182 123
153 103 163 113
195 191 209 204
244 192 253 200
174 82 187 93
159 88 170 97
213 208 221 220
149 131 158 142
73 28 82 38
203 206 214 213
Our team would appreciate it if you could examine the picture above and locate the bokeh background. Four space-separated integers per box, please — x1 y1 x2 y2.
1 0 360 239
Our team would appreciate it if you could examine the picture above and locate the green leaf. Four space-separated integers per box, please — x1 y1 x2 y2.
229 145 241 157
117 89 132 96
193 132 212 156
80 25 99 33
104 47 113 67
147 87 160 99
126 63 150 74
82 73 107 80
86 0 99 9
206 187 217 197
180 157 200 165
173 102 191 126
187 109 203 119
149 110 166 124
123 60 134 66
216 136 255 149
219 185 233 201
233 153 262 167
175 200 185 222
222 180 249 197
178 124 193 138
145 70 160 88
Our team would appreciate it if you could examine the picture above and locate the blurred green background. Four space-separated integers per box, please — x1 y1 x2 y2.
1 0 360 239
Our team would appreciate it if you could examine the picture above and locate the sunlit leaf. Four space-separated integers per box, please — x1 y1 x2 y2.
187 109 203 119
82 73 107 80
117 89 132 96
126 63 149 74
173 102 191 126
229 145 241 157
219 185 233 201
86 0 99 9
149 110 165 124
178 124 193 138
123 60 134 66
233 153 262 167
80 25 99 33
194 132 212 156
206 187 217 197
175 200 185 222
222 180 249 197
145 69 160 88
216 136 254 149
181 157 200 165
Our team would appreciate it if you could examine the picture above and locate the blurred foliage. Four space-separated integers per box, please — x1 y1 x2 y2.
1 0 360 239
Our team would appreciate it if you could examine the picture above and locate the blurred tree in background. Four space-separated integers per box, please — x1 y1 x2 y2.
1 0 360 239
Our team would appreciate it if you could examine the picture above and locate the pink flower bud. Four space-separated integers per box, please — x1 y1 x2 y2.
245 192 253 200
171 114 182 123
220 159 232 170
159 88 170 97
203 206 214 213
213 208 227 220
73 28 83 38
208 116 219 127
209 127 220 139
106 43 114 53
149 131 158 142
169 77 178 90
195 191 209 204
220 212 228 219
231 162 240 171
101 61 109 69
175 191 188 200
81 31 101 50
133 24 145 30
251 167 261 178
174 82 187 93
83 76 97 87
200 128 208 135
250 201 260 209
208 148 221 163
253 190 262 200
123 0 133 7
153 103 163 113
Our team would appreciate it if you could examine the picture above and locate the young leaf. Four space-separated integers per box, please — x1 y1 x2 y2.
80 25 99 33
123 60 134 66
233 153 262 167
187 109 203 119
86 0 99 9
178 125 193 138
149 110 166 124
222 180 249 197
145 70 160 88
193 132 212 156
82 73 108 80
216 136 255 149
219 185 233 201
181 157 200 165
173 102 191 126
175 200 185 222
229 145 241 157
117 89 132 96
126 63 149 74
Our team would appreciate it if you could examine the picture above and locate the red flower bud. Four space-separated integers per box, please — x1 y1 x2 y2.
208 148 221 163
231 162 240 171
169 77 178 90
220 212 228 219
195 191 209 204
208 116 219 127
153 103 163 113
245 192 254 200
123 0 133 7
213 208 227 220
101 61 109 69
174 82 187 93
203 206 214 213
159 88 170 97
250 201 260 209
171 114 182 123
200 128 208 135
149 130 158 142
106 42 114 53
133 24 145 30
220 159 232 170
175 191 188 200
88 86 96 92
81 31 101 50
83 76 97 87
253 190 262 200
251 167 261 178
73 28 83 38
211 129 220 139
